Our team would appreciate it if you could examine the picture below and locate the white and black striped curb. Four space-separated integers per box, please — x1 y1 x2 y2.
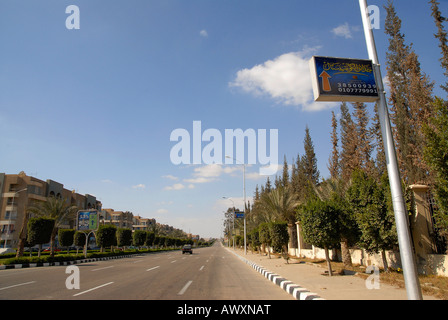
227 249 325 300
0 254 135 270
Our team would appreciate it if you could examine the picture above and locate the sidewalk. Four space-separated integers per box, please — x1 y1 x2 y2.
227 247 439 300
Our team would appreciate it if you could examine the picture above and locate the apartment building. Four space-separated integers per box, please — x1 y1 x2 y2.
0 172 102 248
100 209 134 229
133 215 156 231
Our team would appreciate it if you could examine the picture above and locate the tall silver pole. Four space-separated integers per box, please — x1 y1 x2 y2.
359 0 422 300
243 164 247 255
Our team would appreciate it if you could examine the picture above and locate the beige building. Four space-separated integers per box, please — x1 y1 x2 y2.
100 209 134 229
1 172 167 250
133 215 156 231
0 172 101 248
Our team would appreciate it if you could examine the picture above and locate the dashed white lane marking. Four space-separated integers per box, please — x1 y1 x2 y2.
73 282 114 297
178 280 193 295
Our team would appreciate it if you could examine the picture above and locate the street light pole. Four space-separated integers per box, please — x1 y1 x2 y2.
359 0 422 300
226 155 247 255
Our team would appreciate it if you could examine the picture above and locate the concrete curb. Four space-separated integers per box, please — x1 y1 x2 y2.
227 249 324 300
0 254 134 270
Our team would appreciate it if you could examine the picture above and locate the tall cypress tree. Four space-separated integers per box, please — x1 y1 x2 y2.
281 155 290 188
353 102 374 176
302 126 320 185
430 0 448 94
339 102 359 181
327 111 340 180
370 103 387 180
384 0 434 185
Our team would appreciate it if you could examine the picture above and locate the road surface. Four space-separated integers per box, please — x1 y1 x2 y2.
0 243 294 300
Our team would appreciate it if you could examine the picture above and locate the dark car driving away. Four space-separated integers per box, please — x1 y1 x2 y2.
182 244 193 254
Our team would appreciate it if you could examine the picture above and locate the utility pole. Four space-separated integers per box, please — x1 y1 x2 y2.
359 0 423 300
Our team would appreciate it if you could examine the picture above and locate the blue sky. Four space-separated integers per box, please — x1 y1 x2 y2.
1 0 447 238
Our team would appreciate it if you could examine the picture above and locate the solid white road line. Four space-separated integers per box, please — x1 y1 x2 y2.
73 282 114 297
0 281 36 291
178 280 193 295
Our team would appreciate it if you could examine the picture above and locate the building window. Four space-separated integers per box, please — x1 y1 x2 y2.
4 211 17 220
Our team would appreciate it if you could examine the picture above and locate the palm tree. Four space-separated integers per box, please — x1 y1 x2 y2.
257 186 301 250
28 196 79 256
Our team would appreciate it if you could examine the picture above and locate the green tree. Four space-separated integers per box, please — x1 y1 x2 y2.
133 230 147 249
385 0 434 185
302 126 320 185
96 225 117 252
259 222 272 258
353 102 374 176
146 232 156 247
27 217 55 257
269 222 289 259
431 0 448 94
74 231 86 254
346 170 398 270
370 103 387 180
248 227 261 253
58 229 75 254
116 228 133 249
297 199 341 276
313 178 360 270
423 97 448 241
339 102 359 181
327 111 340 179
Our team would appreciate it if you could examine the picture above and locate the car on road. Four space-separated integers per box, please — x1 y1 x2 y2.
182 244 193 254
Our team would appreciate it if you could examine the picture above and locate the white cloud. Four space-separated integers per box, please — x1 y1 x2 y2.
157 208 169 214
164 183 186 191
229 47 336 112
332 22 353 39
184 177 214 184
200 29 208 37
214 196 254 212
162 175 179 181
331 23 360 39
132 184 146 189
184 164 240 184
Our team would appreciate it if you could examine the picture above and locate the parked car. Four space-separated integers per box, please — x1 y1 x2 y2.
182 244 193 254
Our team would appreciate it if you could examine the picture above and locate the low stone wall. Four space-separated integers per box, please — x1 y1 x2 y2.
290 246 448 276
423 254 448 277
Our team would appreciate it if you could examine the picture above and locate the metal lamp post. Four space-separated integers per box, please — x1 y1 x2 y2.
226 155 247 255
359 0 422 300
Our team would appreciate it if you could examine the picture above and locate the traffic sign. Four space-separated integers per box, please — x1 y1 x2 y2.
76 210 99 231
234 212 245 219
309 56 379 103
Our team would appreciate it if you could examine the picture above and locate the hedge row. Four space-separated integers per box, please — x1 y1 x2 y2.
0 248 175 266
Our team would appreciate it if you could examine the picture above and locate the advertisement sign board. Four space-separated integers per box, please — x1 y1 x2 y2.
76 210 99 231
309 56 379 103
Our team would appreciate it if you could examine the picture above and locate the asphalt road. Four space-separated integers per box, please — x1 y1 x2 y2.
0 242 294 300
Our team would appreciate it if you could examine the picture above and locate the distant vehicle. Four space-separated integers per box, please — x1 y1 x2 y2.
182 244 193 254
